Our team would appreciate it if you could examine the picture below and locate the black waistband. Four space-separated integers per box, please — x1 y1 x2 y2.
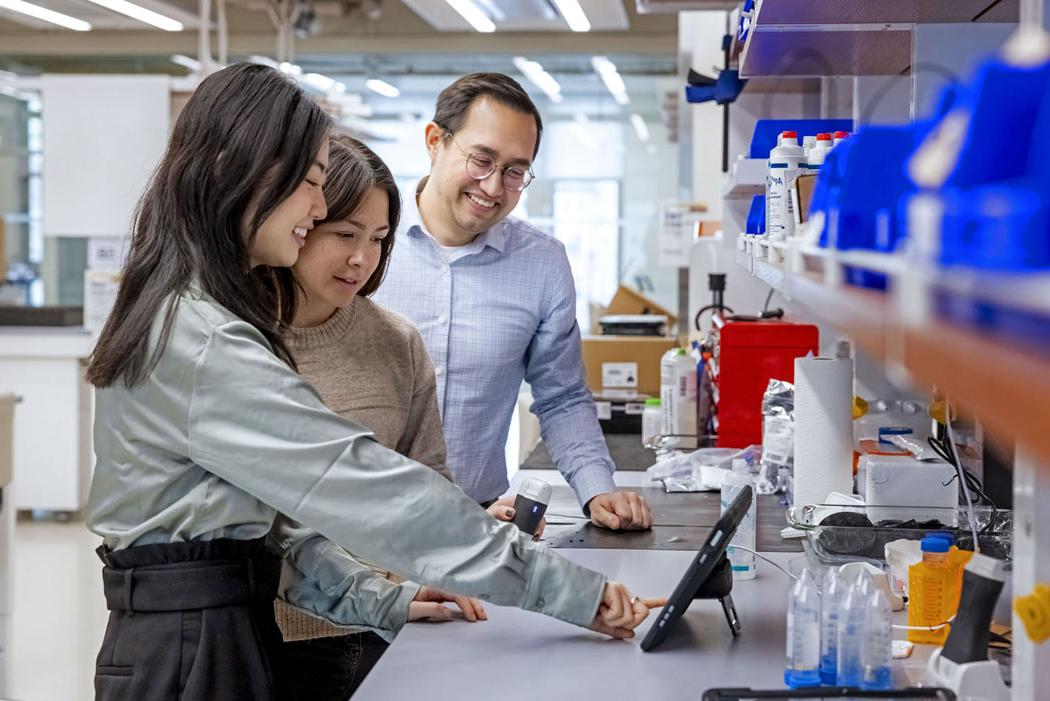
98 538 281 613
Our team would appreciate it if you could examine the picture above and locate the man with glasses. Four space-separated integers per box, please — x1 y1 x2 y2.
374 73 652 531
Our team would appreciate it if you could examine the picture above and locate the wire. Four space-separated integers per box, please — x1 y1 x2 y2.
762 287 775 314
892 615 955 632
545 512 589 520
729 545 798 580
943 400 980 554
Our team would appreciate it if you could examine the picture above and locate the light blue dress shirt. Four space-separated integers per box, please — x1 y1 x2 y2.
373 193 616 508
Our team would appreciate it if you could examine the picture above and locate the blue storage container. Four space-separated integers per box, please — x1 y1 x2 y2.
747 119 853 159
746 194 766 234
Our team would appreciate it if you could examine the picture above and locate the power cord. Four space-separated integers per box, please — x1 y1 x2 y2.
728 545 798 581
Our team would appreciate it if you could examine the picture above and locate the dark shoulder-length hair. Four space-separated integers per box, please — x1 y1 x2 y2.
286 133 401 299
86 63 331 388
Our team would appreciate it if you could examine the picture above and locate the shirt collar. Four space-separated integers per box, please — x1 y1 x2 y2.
405 177 507 254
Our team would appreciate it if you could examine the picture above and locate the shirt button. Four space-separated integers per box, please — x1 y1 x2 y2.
437 314 447 324
434 367 444 376
441 264 450 273
536 596 546 608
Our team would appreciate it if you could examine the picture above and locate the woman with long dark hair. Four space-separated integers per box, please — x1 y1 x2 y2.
86 63 655 700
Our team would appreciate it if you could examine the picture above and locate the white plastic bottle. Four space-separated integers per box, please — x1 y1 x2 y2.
765 131 804 240
801 135 817 168
820 568 847 684
784 568 822 688
721 459 756 579
660 348 697 450
836 571 869 687
832 130 849 148
641 397 662 447
808 133 833 169
861 584 893 690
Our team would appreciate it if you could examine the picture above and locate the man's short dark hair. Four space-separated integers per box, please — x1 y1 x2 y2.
432 73 543 158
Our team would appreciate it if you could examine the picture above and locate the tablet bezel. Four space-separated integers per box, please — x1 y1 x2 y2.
640 484 754 652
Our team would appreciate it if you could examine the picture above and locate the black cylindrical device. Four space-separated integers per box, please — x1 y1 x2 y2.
511 477 551 536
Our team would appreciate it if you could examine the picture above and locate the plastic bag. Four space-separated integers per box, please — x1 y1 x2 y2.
760 379 795 494
647 445 761 492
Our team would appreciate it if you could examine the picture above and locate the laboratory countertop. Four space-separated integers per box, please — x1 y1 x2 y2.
0 326 94 358
522 434 655 472
533 482 801 553
355 550 912 700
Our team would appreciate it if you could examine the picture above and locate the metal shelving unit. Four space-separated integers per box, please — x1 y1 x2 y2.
739 0 1020 77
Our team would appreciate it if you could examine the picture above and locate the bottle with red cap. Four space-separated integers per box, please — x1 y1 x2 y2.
832 130 850 148
766 130 804 239
808 132 833 168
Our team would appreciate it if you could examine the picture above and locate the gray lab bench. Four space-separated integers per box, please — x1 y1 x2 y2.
354 550 913 700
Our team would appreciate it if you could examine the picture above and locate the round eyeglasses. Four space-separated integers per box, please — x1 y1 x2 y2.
446 132 535 192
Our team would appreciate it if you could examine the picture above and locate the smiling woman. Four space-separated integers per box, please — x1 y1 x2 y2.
275 133 532 701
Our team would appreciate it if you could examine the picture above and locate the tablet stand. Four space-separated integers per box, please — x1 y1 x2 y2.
692 554 741 636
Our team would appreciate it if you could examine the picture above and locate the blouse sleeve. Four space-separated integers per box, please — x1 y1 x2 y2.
186 319 605 628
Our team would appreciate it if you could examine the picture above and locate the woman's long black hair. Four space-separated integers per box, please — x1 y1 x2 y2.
87 63 331 388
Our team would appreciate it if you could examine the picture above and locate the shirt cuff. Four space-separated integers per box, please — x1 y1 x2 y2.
522 546 606 628
567 463 617 516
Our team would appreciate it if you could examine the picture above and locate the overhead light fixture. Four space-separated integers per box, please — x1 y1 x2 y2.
445 0 494 33
366 78 400 98
249 55 281 69
302 72 339 93
170 54 201 72
592 56 629 106
630 113 650 142
512 56 562 103
0 0 91 30
552 0 589 32
278 62 302 76
83 0 183 31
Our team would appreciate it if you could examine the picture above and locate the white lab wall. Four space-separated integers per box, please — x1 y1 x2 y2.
42 75 170 238
680 10 729 218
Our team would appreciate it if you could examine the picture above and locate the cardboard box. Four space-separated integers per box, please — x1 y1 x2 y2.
604 285 677 328
0 395 15 488
581 335 679 396
794 173 819 224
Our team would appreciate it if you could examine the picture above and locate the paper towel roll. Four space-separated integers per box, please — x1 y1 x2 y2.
793 356 854 507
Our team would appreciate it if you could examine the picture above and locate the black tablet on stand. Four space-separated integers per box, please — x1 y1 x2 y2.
640 484 753 652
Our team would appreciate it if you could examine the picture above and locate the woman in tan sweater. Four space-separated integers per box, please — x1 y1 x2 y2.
275 135 526 699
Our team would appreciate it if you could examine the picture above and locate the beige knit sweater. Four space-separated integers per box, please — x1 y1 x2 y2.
275 295 452 642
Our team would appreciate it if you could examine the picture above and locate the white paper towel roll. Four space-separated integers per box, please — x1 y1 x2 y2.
793 356 854 507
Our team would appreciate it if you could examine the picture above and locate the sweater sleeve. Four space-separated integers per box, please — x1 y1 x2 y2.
396 328 453 483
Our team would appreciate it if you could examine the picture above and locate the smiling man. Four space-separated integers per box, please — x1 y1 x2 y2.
373 73 651 530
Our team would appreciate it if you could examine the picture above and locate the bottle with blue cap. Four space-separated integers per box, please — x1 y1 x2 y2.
907 536 954 644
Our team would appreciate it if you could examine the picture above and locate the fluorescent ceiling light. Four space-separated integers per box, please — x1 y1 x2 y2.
249 55 281 69
592 55 629 106
0 0 90 30
170 54 200 72
445 0 494 33
303 72 339 92
512 56 562 103
83 0 183 31
366 78 400 98
552 0 589 32
630 113 650 142
278 62 302 76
